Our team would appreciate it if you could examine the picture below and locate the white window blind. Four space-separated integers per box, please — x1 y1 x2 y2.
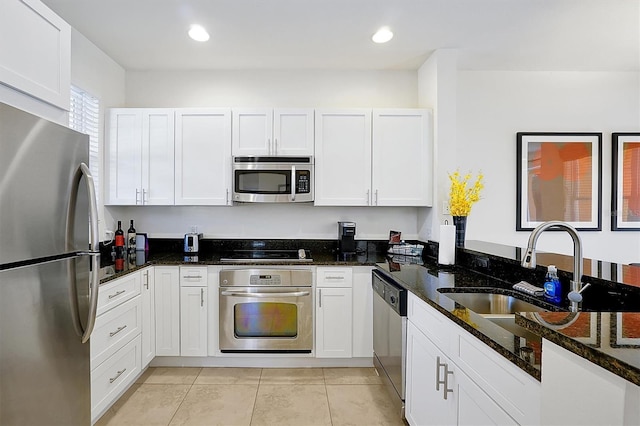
69 86 100 207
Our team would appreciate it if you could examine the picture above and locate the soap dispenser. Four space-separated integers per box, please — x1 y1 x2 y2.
544 265 562 303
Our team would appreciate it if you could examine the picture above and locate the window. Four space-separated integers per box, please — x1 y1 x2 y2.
69 85 100 207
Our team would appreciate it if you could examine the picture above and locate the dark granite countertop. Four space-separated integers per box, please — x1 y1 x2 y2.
376 240 640 386
99 238 393 284
98 237 640 386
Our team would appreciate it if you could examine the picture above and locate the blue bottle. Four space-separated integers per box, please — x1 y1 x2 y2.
544 265 562 303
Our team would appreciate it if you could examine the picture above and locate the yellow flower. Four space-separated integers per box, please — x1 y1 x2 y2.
448 170 484 216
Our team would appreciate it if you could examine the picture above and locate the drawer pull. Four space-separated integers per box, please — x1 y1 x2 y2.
108 290 126 299
182 276 202 279
109 325 127 337
109 368 127 384
325 276 345 280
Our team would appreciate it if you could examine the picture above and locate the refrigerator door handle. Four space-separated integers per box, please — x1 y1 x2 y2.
67 163 101 343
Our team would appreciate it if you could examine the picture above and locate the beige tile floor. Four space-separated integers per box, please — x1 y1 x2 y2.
96 367 407 426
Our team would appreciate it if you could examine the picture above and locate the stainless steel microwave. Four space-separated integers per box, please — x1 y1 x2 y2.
232 156 314 203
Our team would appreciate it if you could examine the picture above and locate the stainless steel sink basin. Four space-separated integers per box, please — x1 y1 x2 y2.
439 291 547 314
481 314 541 341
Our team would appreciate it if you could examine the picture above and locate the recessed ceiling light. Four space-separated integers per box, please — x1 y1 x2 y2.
372 27 393 44
188 24 210 42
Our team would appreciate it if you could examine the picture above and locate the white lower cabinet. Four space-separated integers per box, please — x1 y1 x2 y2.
154 266 180 356
541 339 640 426
180 286 208 357
315 267 353 358
352 266 374 357
91 335 142 423
180 266 208 357
141 267 155 367
406 321 457 425
91 270 145 424
405 293 539 426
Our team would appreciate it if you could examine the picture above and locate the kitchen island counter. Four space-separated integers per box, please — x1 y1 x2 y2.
375 241 640 386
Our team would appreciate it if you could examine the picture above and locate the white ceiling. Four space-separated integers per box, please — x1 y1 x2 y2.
42 0 640 72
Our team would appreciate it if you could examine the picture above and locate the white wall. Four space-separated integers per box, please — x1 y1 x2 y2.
107 205 420 240
455 70 640 263
109 69 423 241
70 29 126 239
125 70 418 108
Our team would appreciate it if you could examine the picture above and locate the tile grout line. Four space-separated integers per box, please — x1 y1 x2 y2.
248 368 263 426
322 368 335 426
164 367 202 426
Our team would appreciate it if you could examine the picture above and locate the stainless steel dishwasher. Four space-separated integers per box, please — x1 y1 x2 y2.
372 269 408 419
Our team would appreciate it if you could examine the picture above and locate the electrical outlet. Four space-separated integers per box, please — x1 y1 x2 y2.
442 201 450 215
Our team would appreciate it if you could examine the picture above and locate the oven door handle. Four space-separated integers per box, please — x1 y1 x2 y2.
221 290 310 298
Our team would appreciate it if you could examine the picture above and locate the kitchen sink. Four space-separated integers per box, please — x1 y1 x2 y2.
438 291 548 315
480 314 541 341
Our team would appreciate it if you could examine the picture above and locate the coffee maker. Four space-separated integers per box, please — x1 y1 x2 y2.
338 221 356 254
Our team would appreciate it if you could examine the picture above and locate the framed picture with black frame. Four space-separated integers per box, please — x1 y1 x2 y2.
612 133 640 231
516 132 602 231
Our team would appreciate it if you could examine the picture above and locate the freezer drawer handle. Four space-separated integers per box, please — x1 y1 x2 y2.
108 290 126 299
109 368 127 384
109 325 127 337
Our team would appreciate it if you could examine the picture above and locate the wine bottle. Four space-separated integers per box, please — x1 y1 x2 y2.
115 221 125 248
127 220 136 252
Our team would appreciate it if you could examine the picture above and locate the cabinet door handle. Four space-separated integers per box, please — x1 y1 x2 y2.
144 271 149 289
109 325 127 337
318 288 322 308
436 356 444 391
200 288 204 307
375 189 379 206
436 356 454 399
135 188 141 205
109 368 127 384
226 189 229 205
268 138 272 155
108 290 126 299
274 138 278 155
143 188 148 205
366 190 370 206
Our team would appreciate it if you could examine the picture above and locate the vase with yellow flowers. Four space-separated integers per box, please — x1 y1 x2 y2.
448 170 484 247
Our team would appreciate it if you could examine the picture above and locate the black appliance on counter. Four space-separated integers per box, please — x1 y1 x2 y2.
338 221 356 253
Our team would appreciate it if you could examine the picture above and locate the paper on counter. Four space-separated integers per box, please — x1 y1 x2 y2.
438 224 456 265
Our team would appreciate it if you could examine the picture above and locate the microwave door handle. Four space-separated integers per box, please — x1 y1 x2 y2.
291 165 296 201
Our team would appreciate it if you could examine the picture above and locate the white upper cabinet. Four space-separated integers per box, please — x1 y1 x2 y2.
372 109 432 206
106 109 174 205
315 108 432 207
143 110 175 205
232 108 314 156
175 108 232 206
0 0 71 110
106 110 143 205
272 109 314 156
314 109 372 206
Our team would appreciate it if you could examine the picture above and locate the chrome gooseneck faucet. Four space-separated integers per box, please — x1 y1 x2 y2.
521 221 585 312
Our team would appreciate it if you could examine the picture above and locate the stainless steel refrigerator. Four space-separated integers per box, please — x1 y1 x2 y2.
0 102 100 425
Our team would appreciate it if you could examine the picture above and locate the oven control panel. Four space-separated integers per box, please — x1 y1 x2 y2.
249 274 282 286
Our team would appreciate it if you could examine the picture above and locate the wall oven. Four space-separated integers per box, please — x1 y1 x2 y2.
219 269 313 352
232 156 313 203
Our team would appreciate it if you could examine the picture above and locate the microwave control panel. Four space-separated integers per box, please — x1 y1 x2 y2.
296 171 311 193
